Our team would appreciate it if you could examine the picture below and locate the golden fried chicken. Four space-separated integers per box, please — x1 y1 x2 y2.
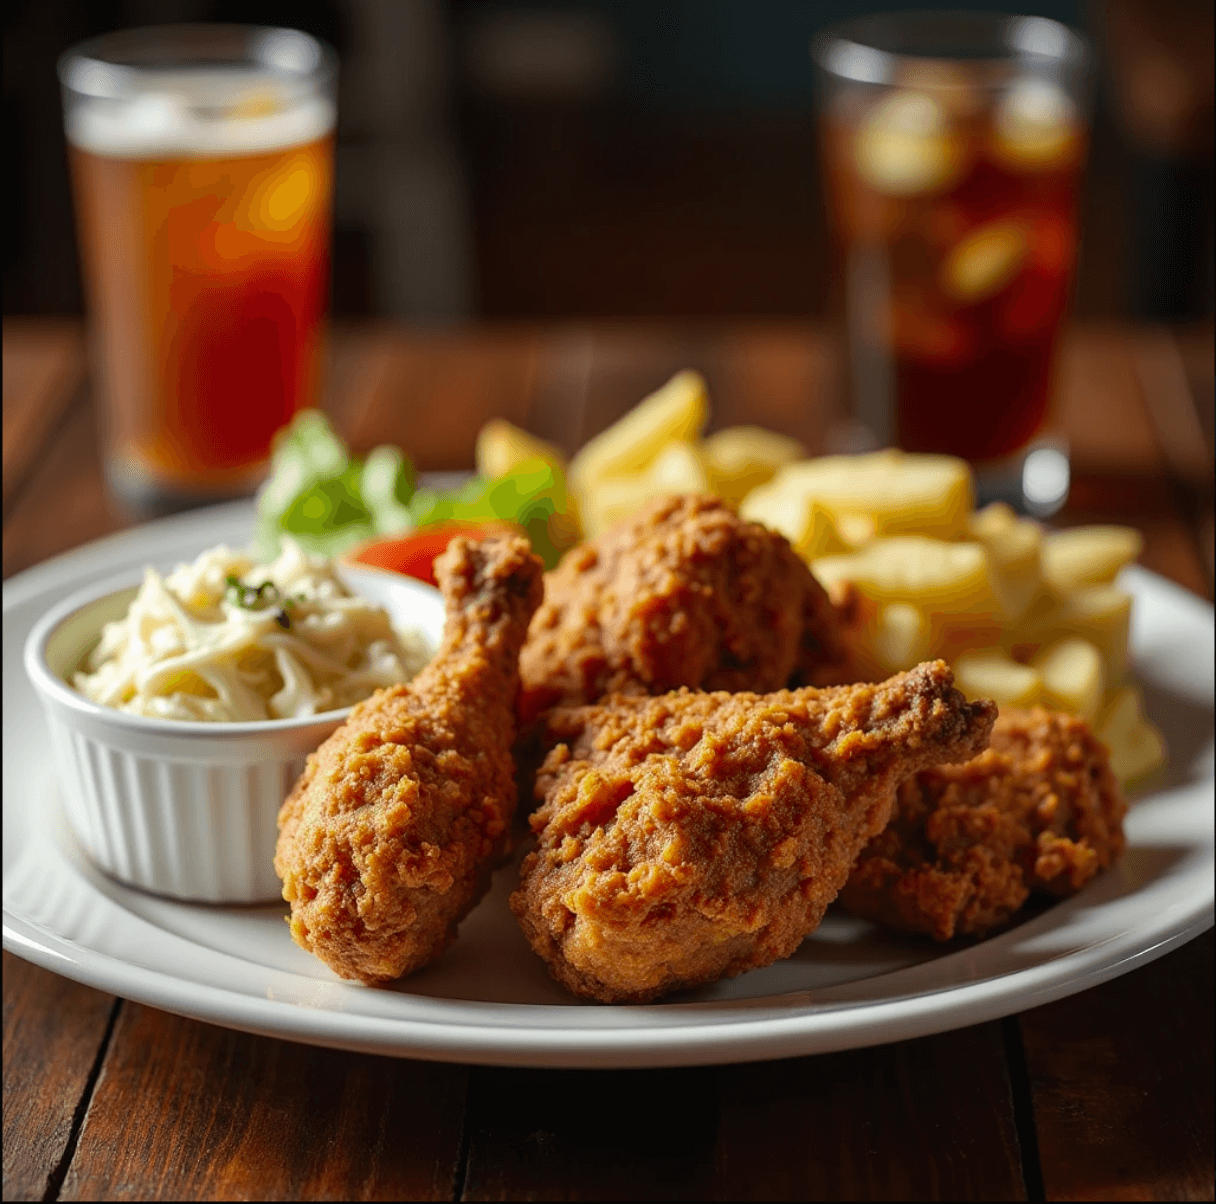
840 707 1127 941
518 495 850 720
275 534 544 984
510 660 996 1002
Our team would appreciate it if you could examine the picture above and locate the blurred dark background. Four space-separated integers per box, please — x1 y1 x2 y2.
4 0 1212 321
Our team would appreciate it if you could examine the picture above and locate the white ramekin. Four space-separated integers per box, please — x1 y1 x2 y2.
23 563 444 904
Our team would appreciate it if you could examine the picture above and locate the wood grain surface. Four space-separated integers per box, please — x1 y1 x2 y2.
2 319 1212 1203
1019 929 1215 1203
60 1005 469 1202
712 1023 1027 1201
2 954 117 1202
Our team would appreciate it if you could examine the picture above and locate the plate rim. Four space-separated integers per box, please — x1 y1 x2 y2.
4 501 1214 1068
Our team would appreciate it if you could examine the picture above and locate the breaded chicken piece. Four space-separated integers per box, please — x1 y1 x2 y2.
275 534 544 983
518 495 849 719
510 661 996 1002
840 708 1127 941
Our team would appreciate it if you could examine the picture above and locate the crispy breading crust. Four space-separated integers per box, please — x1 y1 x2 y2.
839 708 1127 940
518 495 849 719
274 534 544 983
511 661 996 1002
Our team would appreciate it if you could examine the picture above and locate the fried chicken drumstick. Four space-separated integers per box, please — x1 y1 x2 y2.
275 533 544 983
519 495 849 718
511 660 996 1002
840 707 1127 940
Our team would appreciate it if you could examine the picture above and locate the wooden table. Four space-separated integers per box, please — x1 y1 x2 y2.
4 318 1213 1201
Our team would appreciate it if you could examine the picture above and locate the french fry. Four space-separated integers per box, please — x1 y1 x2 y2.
647 440 712 495
569 370 709 490
835 513 878 549
1095 686 1166 785
475 419 565 480
771 449 974 540
1041 525 1142 594
575 441 711 538
969 503 1044 619
871 602 932 673
1013 586 1132 685
1033 637 1105 720
739 482 845 558
702 426 804 506
812 536 1004 660
967 501 1019 540
954 649 1043 708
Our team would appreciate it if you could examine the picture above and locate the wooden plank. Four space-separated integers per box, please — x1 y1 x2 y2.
575 325 722 447
1053 328 1166 476
1058 473 1211 600
713 1022 1027 1201
340 325 543 470
2 318 87 513
460 1064 719 1200
1131 328 1214 486
1018 930 1214 1202
1 391 128 580
2 953 117 1202
61 1003 469 1202
711 323 835 450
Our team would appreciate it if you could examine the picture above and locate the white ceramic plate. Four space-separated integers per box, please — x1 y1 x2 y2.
4 503 1213 1068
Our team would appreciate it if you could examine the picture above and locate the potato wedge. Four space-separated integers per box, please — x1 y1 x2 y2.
954 649 1042 708
1096 686 1166 785
740 482 845 558
871 602 932 673
703 426 804 506
968 505 1043 619
967 501 1019 540
772 449 974 540
574 441 710 538
1013 586 1132 684
813 536 1003 660
1041 525 1142 593
476 419 565 480
569 370 709 489
646 440 712 495
1033 637 1104 719
835 513 878 549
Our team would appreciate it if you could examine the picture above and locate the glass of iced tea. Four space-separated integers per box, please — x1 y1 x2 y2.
814 14 1090 506
60 25 336 508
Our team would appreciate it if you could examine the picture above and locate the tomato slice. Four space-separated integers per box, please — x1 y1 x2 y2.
347 523 519 586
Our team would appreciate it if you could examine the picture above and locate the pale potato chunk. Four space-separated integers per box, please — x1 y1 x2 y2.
813 536 1003 660
835 513 878 549
1096 686 1166 785
872 602 932 673
1014 586 1132 684
812 536 996 611
739 483 845 558
1041 525 1142 593
702 426 804 506
967 501 1019 539
574 441 710 538
569 370 708 489
1033 637 1104 720
772 449 974 540
646 440 711 495
577 477 656 539
969 507 1043 619
475 419 566 480
954 649 1042 708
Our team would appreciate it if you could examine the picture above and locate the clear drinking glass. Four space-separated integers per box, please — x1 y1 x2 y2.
60 25 337 509
813 13 1091 512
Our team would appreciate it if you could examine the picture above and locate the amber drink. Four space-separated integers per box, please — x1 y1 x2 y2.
815 15 1090 475
60 27 336 505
